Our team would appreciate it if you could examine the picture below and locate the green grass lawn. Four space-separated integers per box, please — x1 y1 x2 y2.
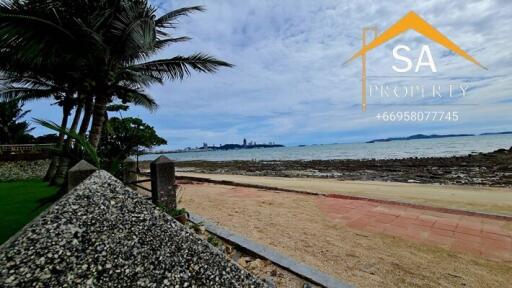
0 180 58 244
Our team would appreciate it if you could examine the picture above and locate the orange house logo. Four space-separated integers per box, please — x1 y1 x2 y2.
345 11 486 111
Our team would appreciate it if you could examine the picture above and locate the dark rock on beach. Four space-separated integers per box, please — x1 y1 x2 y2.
171 148 512 187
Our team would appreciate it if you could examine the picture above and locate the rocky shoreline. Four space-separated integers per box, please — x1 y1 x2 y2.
169 148 512 187
4 147 512 187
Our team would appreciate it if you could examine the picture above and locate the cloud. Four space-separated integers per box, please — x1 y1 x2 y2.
28 0 512 149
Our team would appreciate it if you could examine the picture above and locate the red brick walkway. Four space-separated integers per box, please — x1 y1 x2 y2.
316 196 512 261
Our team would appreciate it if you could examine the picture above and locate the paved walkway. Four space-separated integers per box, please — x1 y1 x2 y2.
175 175 512 261
316 196 512 261
177 174 512 261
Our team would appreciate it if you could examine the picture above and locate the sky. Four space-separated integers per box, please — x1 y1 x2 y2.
26 0 512 149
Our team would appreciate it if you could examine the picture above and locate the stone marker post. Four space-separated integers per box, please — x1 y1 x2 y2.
123 157 137 188
150 156 176 208
67 160 98 192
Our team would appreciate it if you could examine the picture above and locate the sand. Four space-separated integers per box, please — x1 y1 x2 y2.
178 182 512 288
179 172 512 216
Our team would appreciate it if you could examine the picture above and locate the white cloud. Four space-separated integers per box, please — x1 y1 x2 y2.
29 0 512 148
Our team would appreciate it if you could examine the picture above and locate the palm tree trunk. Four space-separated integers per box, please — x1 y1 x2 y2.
51 156 70 186
88 96 108 149
51 104 83 186
67 103 83 146
78 97 93 137
44 103 71 181
0 127 9 144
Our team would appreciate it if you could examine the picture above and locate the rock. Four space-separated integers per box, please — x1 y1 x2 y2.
225 245 234 255
360 263 377 275
237 257 252 268
176 146 512 187
230 250 242 262
247 259 264 271
0 160 50 181
264 277 276 288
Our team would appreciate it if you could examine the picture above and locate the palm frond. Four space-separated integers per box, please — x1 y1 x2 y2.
108 1 158 61
0 20 70 66
154 36 191 50
33 118 100 167
129 53 234 80
114 85 158 111
0 87 57 101
73 18 108 51
0 13 75 39
1 74 57 89
117 69 163 86
15 109 30 121
155 6 205 28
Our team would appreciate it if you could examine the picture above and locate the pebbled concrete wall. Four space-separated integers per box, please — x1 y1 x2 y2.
0 170 266 287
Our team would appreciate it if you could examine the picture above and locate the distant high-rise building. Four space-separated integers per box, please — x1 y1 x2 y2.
243 138 247 147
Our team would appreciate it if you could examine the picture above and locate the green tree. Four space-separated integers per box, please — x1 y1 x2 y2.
98 116 167 176
0 99 34 144
34 133 59 144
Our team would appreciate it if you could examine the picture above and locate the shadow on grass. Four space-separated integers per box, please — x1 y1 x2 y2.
33 182 69 212
35 191 62 210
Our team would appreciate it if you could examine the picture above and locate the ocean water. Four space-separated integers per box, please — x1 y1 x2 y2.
140 134 512 162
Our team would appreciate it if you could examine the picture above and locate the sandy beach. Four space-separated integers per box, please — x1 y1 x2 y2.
136 151 512 287
176 180 512 288
179 172 512 216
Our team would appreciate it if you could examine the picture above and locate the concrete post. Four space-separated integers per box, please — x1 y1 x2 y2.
123 157 137 187
150 156 176 208
67 160 97 192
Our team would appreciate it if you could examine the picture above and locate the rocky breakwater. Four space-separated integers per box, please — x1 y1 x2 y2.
0 170 266 287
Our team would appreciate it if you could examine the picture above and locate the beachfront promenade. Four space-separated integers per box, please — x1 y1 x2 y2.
171 173 512 288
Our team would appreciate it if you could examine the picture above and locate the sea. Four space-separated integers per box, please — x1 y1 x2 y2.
140 134 512 162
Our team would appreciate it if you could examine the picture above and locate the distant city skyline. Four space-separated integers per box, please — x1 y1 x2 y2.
195 138 278 150
25 0 512 150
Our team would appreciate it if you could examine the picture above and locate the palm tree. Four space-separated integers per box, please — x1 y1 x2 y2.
0 0 232 184
0 99 34 144
81 3 234 148
0 74 81 180
0 71 159 183
2 1 232 145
